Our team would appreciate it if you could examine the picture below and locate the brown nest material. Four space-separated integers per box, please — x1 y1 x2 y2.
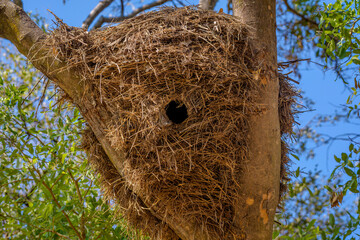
44 6 298 239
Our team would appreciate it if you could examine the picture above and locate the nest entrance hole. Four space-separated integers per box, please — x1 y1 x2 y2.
165 100 188 124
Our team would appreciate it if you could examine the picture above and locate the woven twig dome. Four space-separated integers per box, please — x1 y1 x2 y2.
44 6 297 239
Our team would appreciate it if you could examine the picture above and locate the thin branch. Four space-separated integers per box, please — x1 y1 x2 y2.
283 0 318 27
35 78 49 116
349 17 360 36
227 0 232 14
68 167 87 239
0 213 71 239
0 178 33 188
82 0 115 30
50 172 65 189
67 168 83 203
34 169 83 240
4 141 82 239
120 0 124 17
11 117 45 146
92 0 170 29
23 75 44 101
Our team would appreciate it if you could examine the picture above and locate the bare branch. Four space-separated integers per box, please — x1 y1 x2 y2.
82 0 115 30
93 0 170 29
199 0 218 10
120 0 124 17
283 0 318 27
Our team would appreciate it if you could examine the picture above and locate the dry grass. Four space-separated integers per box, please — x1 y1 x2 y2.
44 6 298 239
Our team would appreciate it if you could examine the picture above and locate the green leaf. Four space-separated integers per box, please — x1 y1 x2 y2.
321 231 326 240
338 47 348 59
288 183 294 197
324 185 333 193
291 153 300 161
18 84 27 94
58 205 66 212
350 179 359 193
28 144 34 155
272 230 280 239
349 143 354 151
344 167 356 177
329 39 336 51
61 153 68 164
341 152 348 161
353 59 360 64
306 186 314 197
42 204 53 218
348 160 354 168
306 219 316 232
329 213 335 226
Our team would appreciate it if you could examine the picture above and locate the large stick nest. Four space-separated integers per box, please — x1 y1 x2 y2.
44 6 297 239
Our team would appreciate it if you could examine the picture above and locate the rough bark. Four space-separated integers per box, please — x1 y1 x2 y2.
11 0 22 8
232 0 280 239
1 0 280 239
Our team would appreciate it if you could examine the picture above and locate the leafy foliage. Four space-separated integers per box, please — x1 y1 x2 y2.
273 0 360 238
0 45 144 239
318 0 360 109
274 169 359 239
318 0 360 63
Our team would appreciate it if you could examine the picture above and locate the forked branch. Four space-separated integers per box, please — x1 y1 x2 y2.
92 0 169 29
283 0 318 27
82 0 115 29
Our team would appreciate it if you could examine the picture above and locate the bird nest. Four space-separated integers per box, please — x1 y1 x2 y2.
43 6 297 239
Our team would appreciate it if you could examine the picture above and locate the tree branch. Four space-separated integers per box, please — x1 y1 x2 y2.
11 0 22 8
120 0 124 17
0 0 84 102
232 0 280 238
283 0 318 27
35 169 83 239
82 0 115 30
199 0 218 10
0 0 44 54
92 0 170 29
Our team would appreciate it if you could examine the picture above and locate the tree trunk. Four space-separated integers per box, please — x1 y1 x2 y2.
0 0 280 239
232 0 280 239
